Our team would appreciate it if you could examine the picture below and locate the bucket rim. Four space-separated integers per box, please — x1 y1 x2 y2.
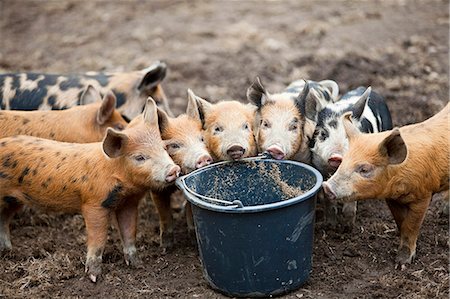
175 157 323 214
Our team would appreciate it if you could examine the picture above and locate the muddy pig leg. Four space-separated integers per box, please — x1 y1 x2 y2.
150 190 174 249
433 190 449 217
82 205 110 283
339 201 357 232
0 196 23 252
393 195 431 268
115 195 141 267
321 189 338 228
185 202 197 245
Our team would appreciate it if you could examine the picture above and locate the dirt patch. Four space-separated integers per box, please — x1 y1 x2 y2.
0 1 448 298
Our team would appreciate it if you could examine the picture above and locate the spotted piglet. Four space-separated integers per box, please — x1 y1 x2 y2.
150 90 213 248
323 104 448 267
0 98 180 282
0 61 171 120
246 77 338 162
306 87 392 230
0 85 127 142
189 90 258 161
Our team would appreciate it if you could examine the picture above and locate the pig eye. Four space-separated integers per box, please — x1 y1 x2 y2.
213 126 223 134
319 130 329 141
356 164 375 178
261 120 271 129
114 123 125 131
134 154 148 163
289 119 299 131
167 143 181 150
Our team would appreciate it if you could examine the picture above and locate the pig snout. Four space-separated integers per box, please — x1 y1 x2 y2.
322 182 337 200
226 145 245 160
267 144 285 160
196 155 213 169
328 154 343 169
165 165 181 183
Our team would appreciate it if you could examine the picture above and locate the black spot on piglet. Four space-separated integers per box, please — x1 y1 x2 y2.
18 167 30 184
101 184 123 209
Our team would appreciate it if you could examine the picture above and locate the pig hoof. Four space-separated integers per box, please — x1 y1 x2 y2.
340 223 354 233
0 244 12 253
160 232 174 249
89 274 97 283
85 258 102 283
440 201 449 217
0 238 12 253
395 246 414 267
338 218 355 233
125 253 142 268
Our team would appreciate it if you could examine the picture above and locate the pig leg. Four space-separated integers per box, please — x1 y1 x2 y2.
340 201 357 232
321 189 338 228
82 205 110 283
115 196 141 267
386 199 408 230
392 196 431 267
433 190 449 217
185 202 196 245
0 198 23 251
150 190 174 249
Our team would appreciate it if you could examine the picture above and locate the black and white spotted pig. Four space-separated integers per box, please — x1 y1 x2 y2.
0 61 171 121
246 78 339 162
306 86 393 230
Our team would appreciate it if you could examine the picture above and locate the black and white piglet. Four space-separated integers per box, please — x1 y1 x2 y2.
304 86 393 229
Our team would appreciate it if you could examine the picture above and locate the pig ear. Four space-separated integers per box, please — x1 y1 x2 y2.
189 89 211 129
80 85 101 105
103 128 128 158
138 61 167 92
342 112 361 139
297 82 322 122
97 91 117 125
318 80 339 101
186 89 201 121
157 107 170 134
246 77 270 109
352 87 371 120
142 97 159 127
378 128 407 165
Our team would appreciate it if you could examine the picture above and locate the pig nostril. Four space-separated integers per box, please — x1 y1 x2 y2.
226 145 245 160
267 146 285 160
328 155 342 168
165 166 180 183
196 155 213 169
227 145 244 153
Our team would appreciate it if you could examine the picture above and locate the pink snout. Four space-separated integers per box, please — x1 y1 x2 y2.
165 165 181 183
196 154 213 169
266 145 285 160
328 154 343 168
322 182 337 201
227 145 245 160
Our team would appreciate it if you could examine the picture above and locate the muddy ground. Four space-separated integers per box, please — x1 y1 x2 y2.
0 0 448 298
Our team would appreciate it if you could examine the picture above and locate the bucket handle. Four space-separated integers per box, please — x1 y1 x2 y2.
179 177 244 208
177 153 272 209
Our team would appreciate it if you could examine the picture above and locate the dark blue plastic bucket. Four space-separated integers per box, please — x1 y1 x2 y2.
176 157 322 297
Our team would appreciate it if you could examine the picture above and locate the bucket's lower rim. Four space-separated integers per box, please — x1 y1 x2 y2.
175 157 323 214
